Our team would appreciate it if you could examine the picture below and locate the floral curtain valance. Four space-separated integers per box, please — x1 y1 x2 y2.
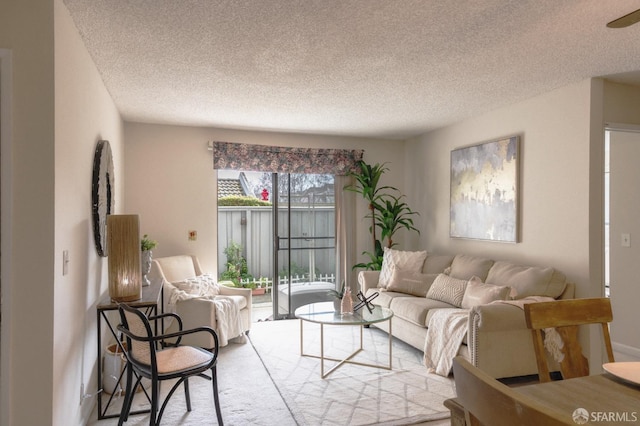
212 141 363 175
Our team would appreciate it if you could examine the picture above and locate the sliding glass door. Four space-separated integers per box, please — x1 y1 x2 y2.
272 173 337 319
217 170 338 321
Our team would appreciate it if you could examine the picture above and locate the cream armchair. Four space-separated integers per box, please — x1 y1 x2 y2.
149 255 252 347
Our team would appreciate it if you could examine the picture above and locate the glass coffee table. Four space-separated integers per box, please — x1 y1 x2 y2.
294 301 393 378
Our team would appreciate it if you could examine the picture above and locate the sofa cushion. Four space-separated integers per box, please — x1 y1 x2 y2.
422 254 455 274
426 274 468 307
390 296 456 327
378 248 427 288
461 276 510 308
449 254 495 281
485 261 567 299
386 269 438 297
366 288 412 308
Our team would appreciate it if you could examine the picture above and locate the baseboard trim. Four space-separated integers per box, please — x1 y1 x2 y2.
613 341 640 361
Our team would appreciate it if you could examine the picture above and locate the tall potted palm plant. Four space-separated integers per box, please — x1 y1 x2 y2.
346 160 420 270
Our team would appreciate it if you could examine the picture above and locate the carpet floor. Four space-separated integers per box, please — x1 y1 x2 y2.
89 320 454 425
249 320 454 426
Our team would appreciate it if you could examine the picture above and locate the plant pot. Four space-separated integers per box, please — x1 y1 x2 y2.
141 250 152 287
103 343 126 395
252 287 266 296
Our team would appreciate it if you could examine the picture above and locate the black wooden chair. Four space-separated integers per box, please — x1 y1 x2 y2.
117 303 223 425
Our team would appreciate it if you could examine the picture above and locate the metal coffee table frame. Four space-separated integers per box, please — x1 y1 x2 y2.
294 302 393 378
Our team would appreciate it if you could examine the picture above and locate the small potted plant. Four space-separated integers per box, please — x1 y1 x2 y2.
140 234 157 286
141 234 157 252
327 281 346 312
220 241 255 290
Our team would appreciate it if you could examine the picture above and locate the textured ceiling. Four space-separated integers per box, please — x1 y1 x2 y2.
62 0 640 140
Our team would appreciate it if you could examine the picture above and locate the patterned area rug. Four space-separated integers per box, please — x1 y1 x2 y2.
249 319 454 426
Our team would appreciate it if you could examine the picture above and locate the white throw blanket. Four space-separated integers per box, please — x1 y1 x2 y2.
169 286 246 346
423 308 470 376
212 296 246 346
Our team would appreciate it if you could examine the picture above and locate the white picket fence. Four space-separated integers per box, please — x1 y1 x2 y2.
239 273 336 292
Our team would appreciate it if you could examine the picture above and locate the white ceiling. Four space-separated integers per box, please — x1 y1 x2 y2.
62 0 640 140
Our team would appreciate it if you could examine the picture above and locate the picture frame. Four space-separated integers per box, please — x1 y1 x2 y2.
450 135 520 242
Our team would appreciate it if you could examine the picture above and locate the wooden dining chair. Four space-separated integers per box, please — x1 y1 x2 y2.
452 357 574 426
524 297 614 382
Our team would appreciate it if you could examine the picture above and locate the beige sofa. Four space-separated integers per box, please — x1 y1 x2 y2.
358 252 574 379
149 255 252 348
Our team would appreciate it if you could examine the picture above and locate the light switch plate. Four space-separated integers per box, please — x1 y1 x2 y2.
621 233 631 247
63 250 70 275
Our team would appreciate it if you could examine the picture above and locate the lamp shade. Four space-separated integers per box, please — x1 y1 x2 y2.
107 214 142 302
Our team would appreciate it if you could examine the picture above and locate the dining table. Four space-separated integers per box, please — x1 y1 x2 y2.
445 363 640 425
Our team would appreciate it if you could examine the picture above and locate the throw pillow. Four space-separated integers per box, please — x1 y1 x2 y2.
386 269 439 297
426 273 467 307
378 247 428 289
485 261 566 299
461 276 511 308
172 274 219 297
449 254 495 281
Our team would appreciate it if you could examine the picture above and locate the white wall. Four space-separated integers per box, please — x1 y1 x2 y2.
604 81 640 361
404 79 608 364
0 1 56 425
405 79 599 291
124 123 404 275
609 130 640 358
604 81 640 126
53 1 125 424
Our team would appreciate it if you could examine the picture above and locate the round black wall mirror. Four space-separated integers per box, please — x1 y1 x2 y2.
92 140 115 257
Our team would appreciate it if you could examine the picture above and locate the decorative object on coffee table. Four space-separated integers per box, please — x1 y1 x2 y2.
328 281 346 312
107 214 142 302
354 290 378 314
340 287 354 315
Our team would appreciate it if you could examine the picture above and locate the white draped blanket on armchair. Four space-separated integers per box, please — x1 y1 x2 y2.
150 255 252 348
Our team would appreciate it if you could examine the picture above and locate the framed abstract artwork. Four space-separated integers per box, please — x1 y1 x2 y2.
450 136 520 242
